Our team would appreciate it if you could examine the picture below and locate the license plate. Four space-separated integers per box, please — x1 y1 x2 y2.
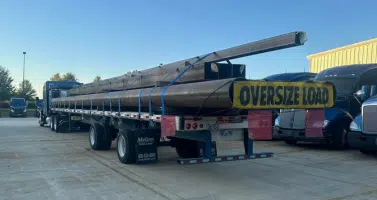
71 116 81 120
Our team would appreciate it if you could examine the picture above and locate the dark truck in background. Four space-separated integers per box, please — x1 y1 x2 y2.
9 98 27 117
38 81 82 127
274 64 377 148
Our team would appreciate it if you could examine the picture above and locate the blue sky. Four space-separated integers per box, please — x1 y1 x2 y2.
1 0 376 97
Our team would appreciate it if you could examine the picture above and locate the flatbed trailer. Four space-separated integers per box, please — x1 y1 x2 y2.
43 31 336 165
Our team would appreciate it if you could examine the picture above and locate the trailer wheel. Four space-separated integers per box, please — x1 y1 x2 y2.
175 139 200 158
50 116 55 131
117 130 136 164
89 123 111 150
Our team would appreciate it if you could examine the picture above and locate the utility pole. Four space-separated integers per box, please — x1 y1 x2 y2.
22 52 26 97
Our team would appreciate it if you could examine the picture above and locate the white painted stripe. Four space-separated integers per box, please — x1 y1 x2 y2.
261 154 267 158
215 158 222 162
238 156 245 159
249 155 256 159
189 160 197 164
202 159 210 163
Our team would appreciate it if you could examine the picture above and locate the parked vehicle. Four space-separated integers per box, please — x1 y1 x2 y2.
262 72 317 139
347 67 377 154
9 98 27 117
38 81 82 127
39 31 335 165
274 64 377 148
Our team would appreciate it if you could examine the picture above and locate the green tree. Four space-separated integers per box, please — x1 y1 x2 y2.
0 65 15 102
50 73 62 81
50 72 78 81
16 80 36 101
62 72 77 81
93 76 101 83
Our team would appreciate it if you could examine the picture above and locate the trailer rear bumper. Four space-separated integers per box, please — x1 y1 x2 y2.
348 131 377 151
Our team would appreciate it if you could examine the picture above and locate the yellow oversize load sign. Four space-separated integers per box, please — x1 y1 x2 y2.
233 81 335 109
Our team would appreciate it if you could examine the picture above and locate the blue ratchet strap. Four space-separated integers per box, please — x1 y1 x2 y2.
118 78 138 113
90 97 93 113
160 53 212 116
102 90 111 114
138 88 145 119
147 57 200 125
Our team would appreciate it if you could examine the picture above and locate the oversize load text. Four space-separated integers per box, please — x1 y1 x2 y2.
233 82 334 109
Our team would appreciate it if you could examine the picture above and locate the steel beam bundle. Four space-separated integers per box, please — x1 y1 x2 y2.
68 31 307 96
52 78 240 110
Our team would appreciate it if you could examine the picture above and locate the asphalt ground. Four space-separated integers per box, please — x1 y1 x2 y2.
1 118 377 200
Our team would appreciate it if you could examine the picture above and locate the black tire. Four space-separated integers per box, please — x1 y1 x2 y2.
332 127 348 149
284 140 297 145
175 139 200 158
89 123 112 150
50 116 55 131
360 150 375 155
54 115 60 133
117 129 136 164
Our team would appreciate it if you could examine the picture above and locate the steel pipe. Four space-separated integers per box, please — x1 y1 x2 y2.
68 31 306 95
52 78 242 109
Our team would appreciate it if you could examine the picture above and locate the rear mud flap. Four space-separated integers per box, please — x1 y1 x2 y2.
248 111 272 140
305 110 325 138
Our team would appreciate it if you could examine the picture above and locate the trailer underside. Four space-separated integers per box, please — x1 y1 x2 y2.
47 107 274 165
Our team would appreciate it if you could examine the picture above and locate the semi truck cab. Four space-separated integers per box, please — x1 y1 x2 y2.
348 85 377 154
38 81 81 126
274 64 377 147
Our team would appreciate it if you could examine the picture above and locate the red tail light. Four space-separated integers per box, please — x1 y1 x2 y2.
185 123 191 129
192 123 198 129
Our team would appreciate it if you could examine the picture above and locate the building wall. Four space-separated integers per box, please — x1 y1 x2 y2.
307 38 377 73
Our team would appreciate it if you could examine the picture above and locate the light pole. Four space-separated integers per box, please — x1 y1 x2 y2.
22 52 26 96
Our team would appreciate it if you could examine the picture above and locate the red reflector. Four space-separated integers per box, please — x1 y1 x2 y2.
186 123 191 129
192 123 198 129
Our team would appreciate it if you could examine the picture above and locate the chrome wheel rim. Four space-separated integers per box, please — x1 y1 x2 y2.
89 127 95 145
118 135 126 157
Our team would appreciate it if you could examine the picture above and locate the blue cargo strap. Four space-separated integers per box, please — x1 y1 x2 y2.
118 78 138 113
161 53 213 116
138 88 145 119
147 57 200 125
117 68 160 113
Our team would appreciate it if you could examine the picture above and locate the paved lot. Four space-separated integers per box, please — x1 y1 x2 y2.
1 118 377 200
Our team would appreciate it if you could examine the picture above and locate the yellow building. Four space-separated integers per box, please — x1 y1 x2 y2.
307 38 377 73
